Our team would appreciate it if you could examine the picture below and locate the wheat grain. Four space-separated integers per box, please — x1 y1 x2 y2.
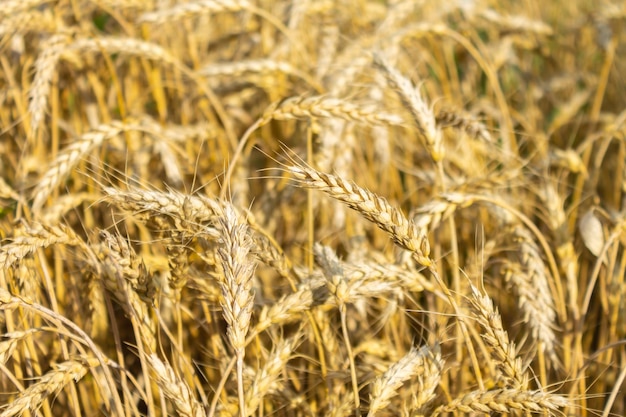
94 230 156 350
0 329 38 365
479 8 553 35
409 345 443 416
253 288 314 336
412 192 475 230
0 9 57 37
199 58 297 78
0 177 21 202
38 193 98 224
102 187 223 237
435 108 493 142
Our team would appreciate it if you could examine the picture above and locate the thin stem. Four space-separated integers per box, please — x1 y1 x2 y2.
236 353 246 417
340 303 361 417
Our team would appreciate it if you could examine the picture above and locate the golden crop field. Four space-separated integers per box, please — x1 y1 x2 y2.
0 0 625 416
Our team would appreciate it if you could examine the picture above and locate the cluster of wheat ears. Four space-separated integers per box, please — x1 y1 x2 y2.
0 0 625 416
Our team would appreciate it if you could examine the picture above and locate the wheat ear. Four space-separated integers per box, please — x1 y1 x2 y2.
0 358 98 417
469 284 528 389
432 388 568 416
148 354 205 417
245 334 300 416
289 165 432 267
31 121 128 212
28 33 70 137
314 243 361 416
0 223 81 269
215 203 257 417
373 54 443 161
261 95 405 127
368 345 442 416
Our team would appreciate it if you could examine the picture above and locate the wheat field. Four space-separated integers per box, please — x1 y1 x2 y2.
0 0 625 416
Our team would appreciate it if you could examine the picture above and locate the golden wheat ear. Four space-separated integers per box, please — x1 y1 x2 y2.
288 164 432 267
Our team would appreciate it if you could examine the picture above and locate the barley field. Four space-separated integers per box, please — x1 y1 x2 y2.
0 0 625 416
